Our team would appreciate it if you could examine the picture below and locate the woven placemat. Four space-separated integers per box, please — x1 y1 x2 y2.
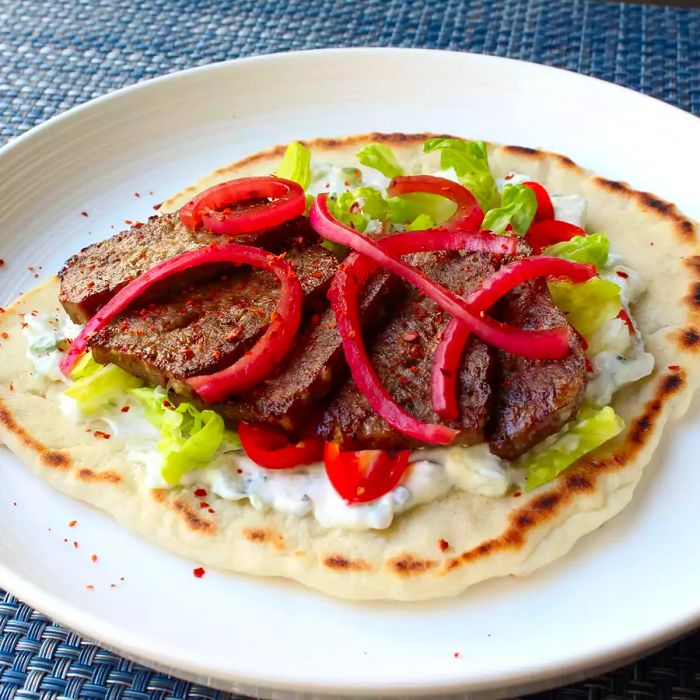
1 0 699 697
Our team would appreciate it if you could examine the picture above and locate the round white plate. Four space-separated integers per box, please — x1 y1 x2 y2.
1 48 699 699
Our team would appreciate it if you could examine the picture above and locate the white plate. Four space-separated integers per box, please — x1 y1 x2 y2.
0 48 699 699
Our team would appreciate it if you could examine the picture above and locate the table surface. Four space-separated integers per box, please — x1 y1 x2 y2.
1 0 699 698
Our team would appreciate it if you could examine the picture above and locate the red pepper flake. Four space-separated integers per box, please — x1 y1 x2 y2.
402 331 418 342
0 260 4 267
120 405 130 413
194 488 207 498
163 400 172 408
81 211 89 217
199 502 210 509
0 308 4 313
69 520 77 527
438 538 449 552
93 430 111 440
153 202 162 210
453 652 461 659
616 270 629 279
8 382 13 391
193 567 206 578
73 541 79 549
133 221 143 229
208 508 215 514
86 584 94 590
236 468 243 475
513 491 522 498
668 365 680 371
91 554 98 563
1 332 8 339
124 219 133 225
618 309 635 335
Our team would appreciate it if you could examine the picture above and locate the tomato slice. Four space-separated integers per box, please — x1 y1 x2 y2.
523 181 554 222
238 422 324 469
525 219 585 254
324 443 412 504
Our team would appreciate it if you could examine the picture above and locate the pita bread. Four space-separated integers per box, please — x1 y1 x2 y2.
1 133 699 600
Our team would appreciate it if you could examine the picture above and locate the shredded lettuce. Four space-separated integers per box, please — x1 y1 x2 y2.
356 143 404 178
544 233 609 270
387 192 456 226
548 277 621 339
64 362 143 413
481 184 537 236
423 138 500 211
130 386 227 486
327 186 388 233
274 142 312 190
69 351 102 380
406 213 435 231
522 406 625 490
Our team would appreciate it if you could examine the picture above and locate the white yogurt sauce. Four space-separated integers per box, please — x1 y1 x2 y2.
23 312 82 383
586 263 655 406
307 162 391 197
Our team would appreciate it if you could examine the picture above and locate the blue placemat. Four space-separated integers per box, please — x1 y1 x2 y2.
1 0 699 698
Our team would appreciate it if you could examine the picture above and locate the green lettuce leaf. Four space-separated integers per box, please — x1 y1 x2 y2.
406 213 435 231
130 386 227 486
423 138 500 211
523 406 625 490
69 351 102 380
481 184 537 235
327 186 388 233
387 192 456 225
64 361 143 413
543 233 609 270
274 142 312 190
548 277 621 339
356 143 404 178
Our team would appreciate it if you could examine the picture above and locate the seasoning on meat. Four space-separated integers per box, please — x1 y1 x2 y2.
89 246 337 395
487 278 587 460
218 269 405 432
59 212 316 323
317 252 498 450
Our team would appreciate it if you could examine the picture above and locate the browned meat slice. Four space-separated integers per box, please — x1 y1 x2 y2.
487 278 586 460
217 269 405 433
317 252 498 450
59 212 315 323
89 246 337 393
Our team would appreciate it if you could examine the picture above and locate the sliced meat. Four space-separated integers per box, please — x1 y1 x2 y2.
216 269 405 433
59 212 315 323
317 252 498 450
89 246 337 392
487 278 587 460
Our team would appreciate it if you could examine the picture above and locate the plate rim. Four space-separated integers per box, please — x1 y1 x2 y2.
1 46 699 697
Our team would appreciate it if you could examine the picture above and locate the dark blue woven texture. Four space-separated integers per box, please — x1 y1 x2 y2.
1 0 699 698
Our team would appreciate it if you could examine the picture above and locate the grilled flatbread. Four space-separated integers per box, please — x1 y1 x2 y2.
1 133 698 600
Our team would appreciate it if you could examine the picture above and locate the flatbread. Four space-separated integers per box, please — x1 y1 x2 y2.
1 133 699 601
